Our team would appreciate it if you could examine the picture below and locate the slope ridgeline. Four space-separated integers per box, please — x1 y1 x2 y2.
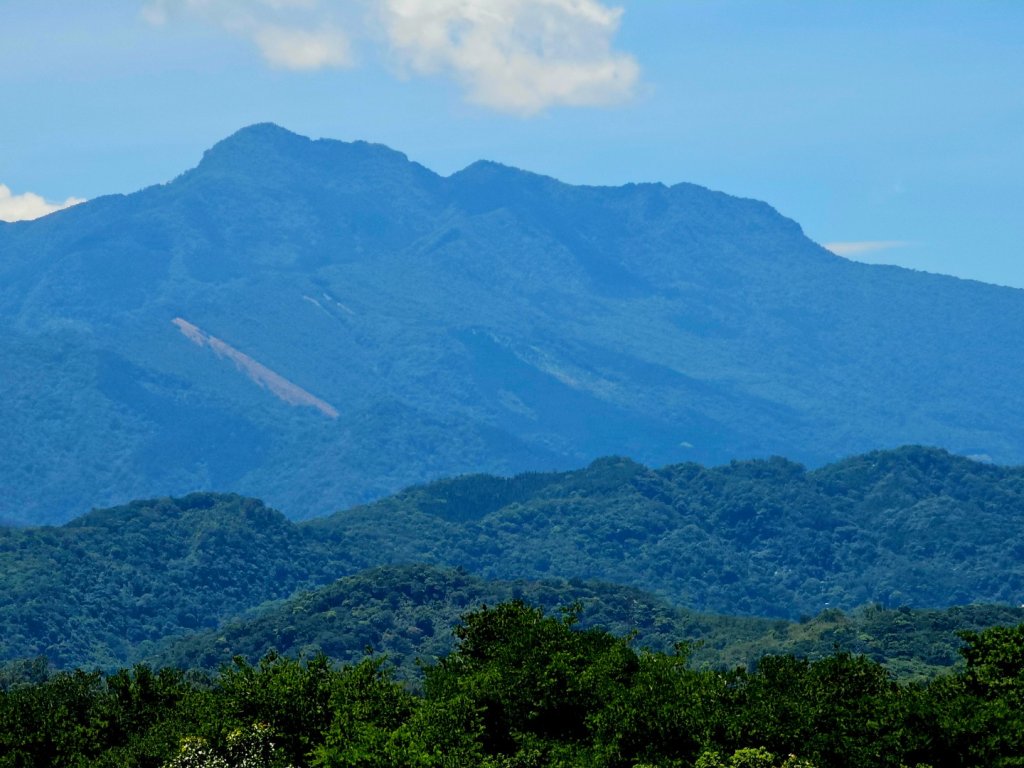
4 124 1024 523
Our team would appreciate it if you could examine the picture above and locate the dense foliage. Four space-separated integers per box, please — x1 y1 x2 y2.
4 446 1024 670
313 447 1024 616
0 494 313 668
3 602 1024 767
6 124 1024 525
149 565 1024 684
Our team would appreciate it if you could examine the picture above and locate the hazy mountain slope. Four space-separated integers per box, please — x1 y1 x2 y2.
3 124 1024 522
4 447 1024 669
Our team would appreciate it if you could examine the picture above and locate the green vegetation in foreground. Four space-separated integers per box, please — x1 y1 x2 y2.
3 602 1024 768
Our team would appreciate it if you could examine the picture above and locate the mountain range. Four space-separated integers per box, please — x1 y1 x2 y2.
3 123 1024 524
4 446 1024 671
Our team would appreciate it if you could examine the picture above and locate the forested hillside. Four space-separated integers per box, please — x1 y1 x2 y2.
148 564 1024 683
309 446 1024 615
3 446 1024 672
5 124 1024 524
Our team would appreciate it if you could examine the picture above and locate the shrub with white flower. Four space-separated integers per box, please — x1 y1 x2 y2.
164 735 230 768
163 723 293 768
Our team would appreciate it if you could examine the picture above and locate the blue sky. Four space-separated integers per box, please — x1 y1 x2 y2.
2 1 1022 287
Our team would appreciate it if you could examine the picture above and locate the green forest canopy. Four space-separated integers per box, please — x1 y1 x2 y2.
3 602 1024 768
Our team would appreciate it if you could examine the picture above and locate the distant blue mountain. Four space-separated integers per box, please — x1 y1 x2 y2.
1 123 1021 524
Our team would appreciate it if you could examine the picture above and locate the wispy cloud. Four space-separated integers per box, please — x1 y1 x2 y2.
252 23 352 70
824 240 912 257
142 0 640 114
143 0 356 70
0 184 85 222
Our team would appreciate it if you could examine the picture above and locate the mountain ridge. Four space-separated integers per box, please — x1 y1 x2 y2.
3 124 1024 523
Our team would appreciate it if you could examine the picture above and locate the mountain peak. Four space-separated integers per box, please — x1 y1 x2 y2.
190 123 430 189
192 122 311 176
452 158 553 181
207 122 309 156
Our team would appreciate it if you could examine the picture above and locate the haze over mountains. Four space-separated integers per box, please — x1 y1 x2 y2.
2 123 1023 524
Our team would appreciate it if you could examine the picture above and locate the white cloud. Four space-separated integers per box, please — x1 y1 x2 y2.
142 0 639 114
824 240 911 257
378 0 640 114
0 184 85 223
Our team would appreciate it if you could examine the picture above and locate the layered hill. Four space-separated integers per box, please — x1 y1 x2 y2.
148 564 1024 683
3 125 1024 523
4 447 1024 669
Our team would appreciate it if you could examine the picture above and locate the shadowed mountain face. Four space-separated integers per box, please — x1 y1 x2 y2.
2 123 1023 523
